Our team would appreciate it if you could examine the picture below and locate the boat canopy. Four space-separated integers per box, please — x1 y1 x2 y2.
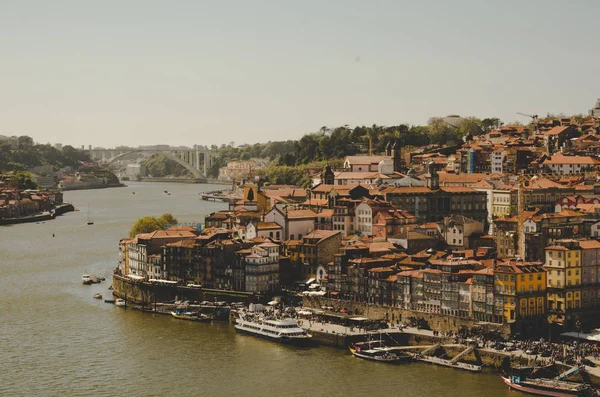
148 279 178 284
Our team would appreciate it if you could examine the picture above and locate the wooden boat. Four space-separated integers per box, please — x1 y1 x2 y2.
501 375 596 397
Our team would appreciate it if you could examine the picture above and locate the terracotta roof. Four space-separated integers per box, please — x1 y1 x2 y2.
543 154 600 165
287 209 317 219
579 240 600 249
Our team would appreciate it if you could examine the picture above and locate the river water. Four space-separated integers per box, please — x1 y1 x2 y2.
0 182 514 397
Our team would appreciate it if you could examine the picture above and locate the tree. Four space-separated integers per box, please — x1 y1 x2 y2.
129 213 179 237
129 216 163 237
158 213 178 226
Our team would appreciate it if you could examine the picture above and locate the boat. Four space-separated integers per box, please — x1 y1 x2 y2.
82 274 93 285
104 299 115 304
351 346 413 363
234 312 312 345
86 203 94 225
170 309 212 322
500 375 597 396
115 298 126 307
93 293 102 299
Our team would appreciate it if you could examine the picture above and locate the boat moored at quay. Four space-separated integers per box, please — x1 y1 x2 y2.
234 313 313 345
500 375 597 397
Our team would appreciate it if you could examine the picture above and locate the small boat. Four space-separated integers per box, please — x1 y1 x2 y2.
351 346 413 363
86 203 94 225
131 192 136 195
93 293 102 299
170 308 212 322
104 299 115 304
82 274 93 285
115 298 126 307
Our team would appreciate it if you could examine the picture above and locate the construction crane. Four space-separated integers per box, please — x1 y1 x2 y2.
517 112 540 133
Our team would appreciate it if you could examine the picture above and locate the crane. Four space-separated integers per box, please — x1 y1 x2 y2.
517 112 539 122
517 112 539 134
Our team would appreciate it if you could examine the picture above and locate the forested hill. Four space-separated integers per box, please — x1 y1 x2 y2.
207 117 503 186
0 135 91 172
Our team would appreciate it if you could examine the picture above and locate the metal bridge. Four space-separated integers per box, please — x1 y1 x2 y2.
88 148 214 179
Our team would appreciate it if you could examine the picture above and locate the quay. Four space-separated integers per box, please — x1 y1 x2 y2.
200 191 238 202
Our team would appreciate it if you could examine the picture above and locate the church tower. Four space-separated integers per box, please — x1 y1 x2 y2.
425 161 439 190
323 164 335 185
392 141 401 173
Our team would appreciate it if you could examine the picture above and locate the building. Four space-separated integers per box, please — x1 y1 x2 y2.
244 242 280 293
284 230 342 278
246 221 283 241
545 242 581 325
264 207 317 241
382 166 487 224
542 154 600 174
218 161 257 181
494 260 546 325
440 215 485 250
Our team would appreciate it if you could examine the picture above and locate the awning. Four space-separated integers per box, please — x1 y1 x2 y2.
267 300 279 306
306 278 316 284
297 310 313 315
330 291 340 296
349 317 369 321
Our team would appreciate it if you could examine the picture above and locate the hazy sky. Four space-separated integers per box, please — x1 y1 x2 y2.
1 1 599 148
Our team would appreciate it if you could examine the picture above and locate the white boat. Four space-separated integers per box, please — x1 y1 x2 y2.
93 293 102 299
234 313 312 345
115 298 126 307
82 274 93 285
86 203 94 225
351 346 413 363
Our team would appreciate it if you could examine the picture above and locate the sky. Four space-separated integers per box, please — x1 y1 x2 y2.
1 0 599 149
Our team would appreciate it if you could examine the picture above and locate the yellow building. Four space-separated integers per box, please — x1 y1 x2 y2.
495 260 546 324
545 241 581 324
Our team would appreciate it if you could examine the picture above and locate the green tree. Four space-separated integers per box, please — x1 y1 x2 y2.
129 216 163 237
158 213 178 226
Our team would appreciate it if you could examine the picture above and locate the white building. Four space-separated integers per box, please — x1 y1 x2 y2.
244 242 280 293
542 154 600 174
491 148 506 174
126 164 147 178
264 207 316 241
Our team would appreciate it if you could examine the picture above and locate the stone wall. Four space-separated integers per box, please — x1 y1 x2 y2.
303 296 510 336
112 275 259 305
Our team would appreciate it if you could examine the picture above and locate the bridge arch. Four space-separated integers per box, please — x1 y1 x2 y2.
104 150 206 179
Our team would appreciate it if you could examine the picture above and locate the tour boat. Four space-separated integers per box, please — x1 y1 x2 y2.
351 346 413 363
234 313 312 345
500 375 597 396
115 298 126 307
170 309 212 322
93 293 102 299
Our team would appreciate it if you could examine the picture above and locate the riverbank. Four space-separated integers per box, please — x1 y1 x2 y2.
0 203 74 226
59 182 125 191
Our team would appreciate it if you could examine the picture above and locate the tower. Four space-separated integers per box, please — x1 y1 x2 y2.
323 164 335 185
392 141 401 173
425 161 439 190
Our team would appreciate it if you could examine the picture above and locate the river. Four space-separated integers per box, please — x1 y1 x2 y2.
0 182 514 397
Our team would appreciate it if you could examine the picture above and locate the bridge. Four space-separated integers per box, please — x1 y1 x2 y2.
88 148 214 179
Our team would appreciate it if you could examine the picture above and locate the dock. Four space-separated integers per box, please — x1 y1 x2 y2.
414 344 482 372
